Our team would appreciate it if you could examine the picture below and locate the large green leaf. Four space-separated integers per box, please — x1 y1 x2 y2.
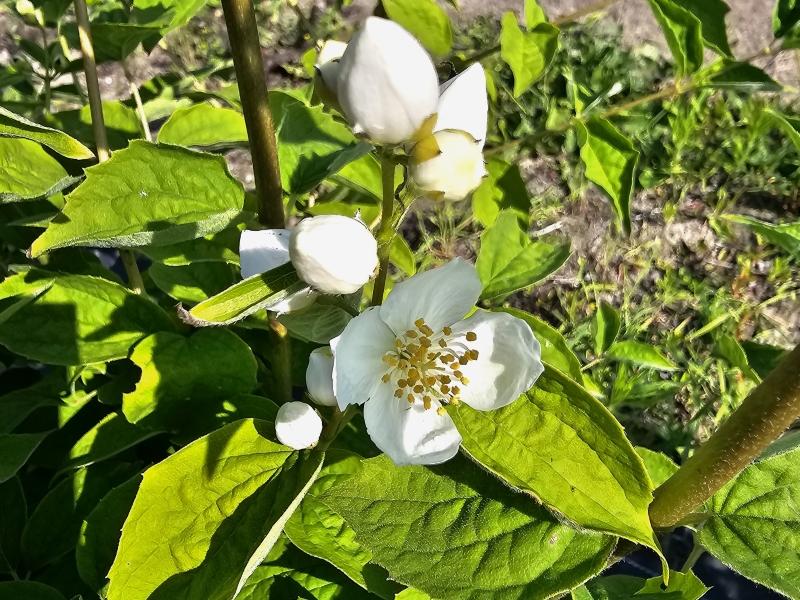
450 367 661 556
476 211 570 299
0 106 93 159
0 582 65 600
381 0 453 56
723 213 800 258
141 228 241 266
122 329 257 434
0 270 175 366
0 432 47 483
321 454 615 600
63 413 160 471
30 141 246 257
471 158 530 227
0 138 75 203
107 419 323 600
705 61 781 92
576 118 639 235
46 101 142 151
500 13 559 97
607 340 678 371
646 0 704 74
185 262 306 326
278 303 352 344
132 0 208 33
284 451 399 598
157 103 247 148
698 447 800 599
578 570 708 599
149 261 237 304
672 0 731 56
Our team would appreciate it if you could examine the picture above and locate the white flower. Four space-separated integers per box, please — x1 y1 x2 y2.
239 229 318 314
306 346 337 406
337 16 439 145
330 259 543 465
409 130 486 201
289 215 378 295
435 63 488 148
316 40 347 91
275 401 323 449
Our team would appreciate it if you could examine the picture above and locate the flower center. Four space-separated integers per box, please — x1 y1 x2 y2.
381 317 479 414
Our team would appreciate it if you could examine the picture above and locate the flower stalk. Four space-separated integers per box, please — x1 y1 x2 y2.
649 343 800 529
221 0 284 228
371 151 396 305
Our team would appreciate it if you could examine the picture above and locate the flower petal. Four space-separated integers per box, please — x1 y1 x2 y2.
331 307 396 409
448 310 543 411
363 390 462 465
436 63 488 148
239 229 291 278
379 258 481 335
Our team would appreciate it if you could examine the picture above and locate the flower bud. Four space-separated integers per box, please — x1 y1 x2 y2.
306 346 337 406
337 17 439 145
435 63 488 148
315 40 347 107
409 130 486 201
275 401 323 449
289 215 378 294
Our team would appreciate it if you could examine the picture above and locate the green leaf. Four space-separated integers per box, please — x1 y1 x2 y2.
451 367 661 555
0 376 60 434
671 0 732 56
500 13 559 97
714 333 759 381
0 478 26 575
593 301 621 355
76 476 141 592
30 141 246 257
149 261 237 304
321 454 614 600
157 103 248 148
742 341 787 379
390 235 416 276
722 212 800 258
646 0 704 74
524 0 548 28
140 228 241 266
0 138 75 203
0 270 175 366
471 158 530 227
46 101 142 151
382 0 453 56
706 61 781 92
0 432 46 483
122 329 257 434
186 262 305 326
576 118 639 235
271 92 371 194
607 340 678 370
476 211 570 299
278 303 352 344
497 307 583 383
0 582 65 600
84 22 162 63
774 0 800 38
581 570 708 599
63 413 160 471
0 106 94 159
699 447 800 599
22 462 137 570
284 450 399 598
635 447 678 488
132 0 208 33
107 419 323 600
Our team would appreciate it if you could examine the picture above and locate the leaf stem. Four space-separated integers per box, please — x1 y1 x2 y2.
123 61 152 142
371 151 396 306
268 318 293 405
221 0 285 228
649 343 800 529
119 250 145 294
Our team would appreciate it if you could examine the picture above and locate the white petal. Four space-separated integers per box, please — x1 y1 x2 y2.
271 287 318 315
316 40 347 91
448 310 543 411
330 307 395 410
275 401 323 449
379 258 481 335
306 346 337 406
337 17 439 144
239 229 291 278
409 130 485 201
363 390 461 465
436 63 488 147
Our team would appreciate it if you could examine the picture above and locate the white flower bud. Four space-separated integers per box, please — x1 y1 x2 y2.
289 215 378 295
306 346 337 406
436 64 488 148
275 401 323 449
337 17 439 144
409 130 487 201
316 40 347 91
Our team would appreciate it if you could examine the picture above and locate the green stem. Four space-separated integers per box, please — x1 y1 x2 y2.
221 0 285 228
268 318 293 405
119 250 145 294
371 152 396 306
681 534 705 572
317 405 358 452
123 61 152 142
649 343 800 529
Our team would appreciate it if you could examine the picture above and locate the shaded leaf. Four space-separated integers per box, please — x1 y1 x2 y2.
593 301 620 355
580 570 708 599
278 303 352 344
149 261 237 304
0 138 75 203
0 478 25 575
471 158 530 227
672 0 731 56
646 0 704 74
0 582 65 600
0 432 47 483
723 212 800 258
63 413 160 470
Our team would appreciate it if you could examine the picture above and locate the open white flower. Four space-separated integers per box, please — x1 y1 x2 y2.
306 346 337 406
435 63 488 148
239 229 318 314
275 401 323 449
336 16 439 144
331 259 543 465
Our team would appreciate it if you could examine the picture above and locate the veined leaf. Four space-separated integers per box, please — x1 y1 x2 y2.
579 570 708 599
321 454 615 600
646 0 704 75
30 141 246 257
477 211 570 299
607 340 678 371
0 138 75 203
382 0 453 56
500 13 559 97
471 158 530 228
157 103 247 148
635 447 678 488
62 413 160 471
451 367 663 560
0 106 93 159
723 212 800 258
